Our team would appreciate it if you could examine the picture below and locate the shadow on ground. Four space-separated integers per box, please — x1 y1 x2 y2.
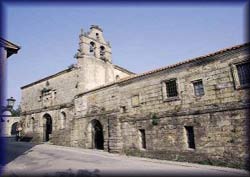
54 168 100 177
1 137 36 166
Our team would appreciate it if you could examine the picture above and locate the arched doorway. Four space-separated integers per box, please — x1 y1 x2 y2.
43 114 52 142
90 119 104 150
11 122 18 135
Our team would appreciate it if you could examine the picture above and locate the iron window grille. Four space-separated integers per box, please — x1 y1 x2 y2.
237 62 250 86
166 79 178 97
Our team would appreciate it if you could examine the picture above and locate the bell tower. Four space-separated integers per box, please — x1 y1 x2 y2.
75 25 115 92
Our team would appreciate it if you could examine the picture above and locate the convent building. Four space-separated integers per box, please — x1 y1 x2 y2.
20 25 250 169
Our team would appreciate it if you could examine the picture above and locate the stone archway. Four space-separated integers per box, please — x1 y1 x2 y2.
11 122 18 135
89 119 104 150
43 113 52 142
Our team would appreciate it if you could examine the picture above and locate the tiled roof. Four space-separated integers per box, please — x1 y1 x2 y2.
118 43 250 83
76 42 250 96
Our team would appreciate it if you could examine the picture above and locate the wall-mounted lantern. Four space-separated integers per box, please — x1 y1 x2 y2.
7 97 16 110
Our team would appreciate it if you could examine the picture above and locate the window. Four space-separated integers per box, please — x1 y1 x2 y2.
237 62 250 86
100 46 105 59
193 80 204 96
166 79 178 97
184 126 195 149
120 106 127 113
31 117 35 132
231 61 250 89
116 75 120 80
60 112 66 129
131 95 140 107
96 33 99 40
89 42 95 55
27 119 30 128
162 78 179 101
139 129 146 149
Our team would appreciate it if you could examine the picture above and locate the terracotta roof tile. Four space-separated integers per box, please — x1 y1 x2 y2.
117 43 250 83
77 42 250 96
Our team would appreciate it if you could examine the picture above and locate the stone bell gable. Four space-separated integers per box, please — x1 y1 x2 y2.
20 25 134 113
20 25 250 169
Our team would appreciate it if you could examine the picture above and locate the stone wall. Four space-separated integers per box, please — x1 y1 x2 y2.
21 68 78 112
73 45 249 168
20 38 249 169
114 65 134 81
21 105 74 143
1 116 20 137
73 85 122 152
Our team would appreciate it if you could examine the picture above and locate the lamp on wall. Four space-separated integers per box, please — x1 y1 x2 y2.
7 97 16 110
0 97 16 122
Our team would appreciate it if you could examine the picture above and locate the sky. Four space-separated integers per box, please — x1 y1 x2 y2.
5 2 247 108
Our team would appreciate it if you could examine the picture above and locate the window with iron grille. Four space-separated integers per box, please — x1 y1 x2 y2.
237 62 250 86
193 80 204 96
166 79 178 97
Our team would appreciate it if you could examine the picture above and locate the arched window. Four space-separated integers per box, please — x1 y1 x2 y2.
31 117 35 132
11 122 18 135
116 75 120 80
96 33 99 40
27 118 30 128
100 46 105 59
60 112 66 129
89 42 95 56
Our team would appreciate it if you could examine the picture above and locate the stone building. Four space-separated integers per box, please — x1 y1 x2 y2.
1 111 20 137
20 25 250 168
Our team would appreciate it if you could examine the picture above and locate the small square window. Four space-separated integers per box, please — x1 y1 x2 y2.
120 106 127 113
166 79 178 97
236 62 250 86
193 80 205 96
162 78 179 101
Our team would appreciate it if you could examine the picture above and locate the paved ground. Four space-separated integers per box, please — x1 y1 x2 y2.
1 141 249 177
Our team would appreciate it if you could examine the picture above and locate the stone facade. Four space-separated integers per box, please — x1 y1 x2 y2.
20 25 250 169
1 111 19 137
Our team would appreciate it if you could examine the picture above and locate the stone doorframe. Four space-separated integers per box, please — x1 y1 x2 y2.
43 113 52 142
87 119 104 150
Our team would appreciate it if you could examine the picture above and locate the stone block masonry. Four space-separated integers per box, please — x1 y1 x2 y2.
20 25 250 169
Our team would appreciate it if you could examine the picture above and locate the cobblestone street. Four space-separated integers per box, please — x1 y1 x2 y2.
2 141 249 177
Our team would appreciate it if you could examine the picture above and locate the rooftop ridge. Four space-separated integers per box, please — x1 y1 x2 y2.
75 42 249 97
